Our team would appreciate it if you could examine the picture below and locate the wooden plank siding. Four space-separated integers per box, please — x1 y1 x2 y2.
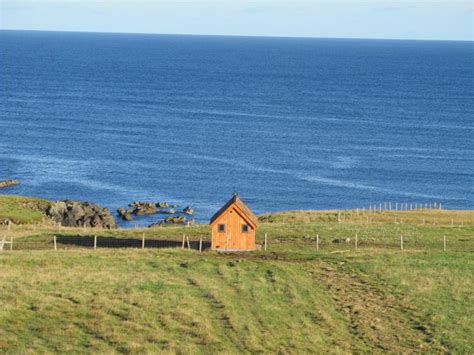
210 195 257 251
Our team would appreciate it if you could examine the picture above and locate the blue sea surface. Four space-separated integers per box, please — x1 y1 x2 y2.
0 30 473 226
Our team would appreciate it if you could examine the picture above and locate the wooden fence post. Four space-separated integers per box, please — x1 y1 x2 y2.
94 235 97 250
316 234 319 251
400 235 404 251
54 235 57 251
443 235 446 252
182 234 185 249
142 233 145 249
199 237 202 253
355 232 358 250
186 235 191 250
264 233 268 251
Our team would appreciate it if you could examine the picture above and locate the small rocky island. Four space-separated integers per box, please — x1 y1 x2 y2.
0 179 20 189
117 201 194 226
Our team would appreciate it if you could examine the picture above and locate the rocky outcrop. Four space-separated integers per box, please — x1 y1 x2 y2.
117 202 160 220
117 208 133 221
156 202 169 208
148 215 187 228
129 202 158 216
0 179 20 189
183 206 194 215
45 200 117 229
165 216 186 224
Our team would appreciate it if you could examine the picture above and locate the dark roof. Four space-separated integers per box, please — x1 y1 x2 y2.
209 195 258 227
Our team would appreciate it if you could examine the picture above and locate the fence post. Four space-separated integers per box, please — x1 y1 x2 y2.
355 232 358 250
400 235 404 251
443 235 446 252
182 234 185 249
264 233 267 251
142 233 145 249
54 235 57 251
94 235 97 250
199 237 202 253
316 234 319 251
186 235 191 250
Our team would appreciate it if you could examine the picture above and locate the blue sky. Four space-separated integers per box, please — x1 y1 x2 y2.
1 1 473 40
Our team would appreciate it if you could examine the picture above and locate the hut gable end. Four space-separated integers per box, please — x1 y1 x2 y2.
209 194 258 251
209 195 258 228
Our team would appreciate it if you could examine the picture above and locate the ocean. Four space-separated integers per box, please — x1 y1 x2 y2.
0 30 473 226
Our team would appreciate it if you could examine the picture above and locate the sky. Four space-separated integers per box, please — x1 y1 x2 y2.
0 0 473 41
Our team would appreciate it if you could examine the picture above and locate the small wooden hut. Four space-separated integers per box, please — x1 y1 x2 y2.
209 193 258 251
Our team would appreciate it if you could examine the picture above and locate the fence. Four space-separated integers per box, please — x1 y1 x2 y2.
2 232 473 253
363 202 442 212
3 234 211 252
267 233 474 253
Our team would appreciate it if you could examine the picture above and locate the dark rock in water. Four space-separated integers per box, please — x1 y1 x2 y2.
165 216 186 224
45 200 117 229
183 206 194 215
156 202 169 208
0 179 20 189
135 203 158 216
124 202 159 216
117 208 133 221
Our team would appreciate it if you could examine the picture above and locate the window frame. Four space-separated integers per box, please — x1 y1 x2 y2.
241 224 249 233
218 224 226 233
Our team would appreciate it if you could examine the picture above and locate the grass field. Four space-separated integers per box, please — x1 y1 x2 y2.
0 195 473 353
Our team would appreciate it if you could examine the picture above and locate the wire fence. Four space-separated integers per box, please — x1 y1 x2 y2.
3 234 211 252
2 232 473 253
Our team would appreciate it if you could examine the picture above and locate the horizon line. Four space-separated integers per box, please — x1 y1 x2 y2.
1 28 472 43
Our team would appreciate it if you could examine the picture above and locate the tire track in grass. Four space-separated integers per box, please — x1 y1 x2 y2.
186 277 248 353
312 262 447 353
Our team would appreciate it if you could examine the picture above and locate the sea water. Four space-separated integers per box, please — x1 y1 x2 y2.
1 30 473 226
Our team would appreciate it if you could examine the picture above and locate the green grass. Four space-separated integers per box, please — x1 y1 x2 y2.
0 195 50 224
1 249 472 353
1 196 473 352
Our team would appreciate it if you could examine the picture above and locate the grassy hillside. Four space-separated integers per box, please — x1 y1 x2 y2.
1 195 473 352
0 249 472 353
0 195 50 224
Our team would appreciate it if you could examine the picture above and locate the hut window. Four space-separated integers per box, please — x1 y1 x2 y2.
242 224 249 233
218 224 225 233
